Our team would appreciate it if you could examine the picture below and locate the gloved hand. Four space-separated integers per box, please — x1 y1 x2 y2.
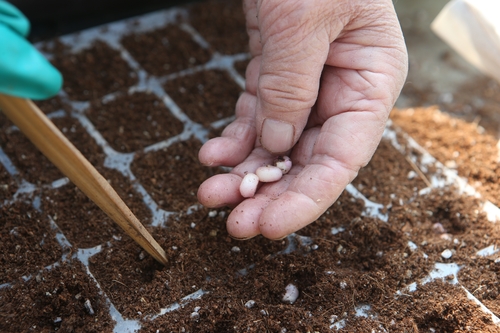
0 0 62 100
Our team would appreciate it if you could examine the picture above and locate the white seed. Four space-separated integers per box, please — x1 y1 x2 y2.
440 233 452 241
245 300 256 308
441 249 453 259
256 165 283 182
239 156 292 198
84 299 95 315
9 227 19 237
407 241 418 252
282 283 299 304
274 156 292 174
239 173 259 198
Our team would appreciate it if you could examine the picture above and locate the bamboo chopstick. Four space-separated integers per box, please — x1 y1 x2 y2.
0 94 168 266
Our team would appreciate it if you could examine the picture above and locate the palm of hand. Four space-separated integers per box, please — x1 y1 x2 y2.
198 0 408 240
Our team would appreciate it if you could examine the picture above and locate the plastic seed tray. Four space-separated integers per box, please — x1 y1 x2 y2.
1 1 499 332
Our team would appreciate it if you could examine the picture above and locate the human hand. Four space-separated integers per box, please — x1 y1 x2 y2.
0 0 62 99
198 0 408 240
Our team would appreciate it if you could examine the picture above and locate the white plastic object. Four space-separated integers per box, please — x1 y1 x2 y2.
431 0 500 83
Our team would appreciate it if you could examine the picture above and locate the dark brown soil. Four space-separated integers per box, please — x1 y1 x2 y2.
0 202 62 284
0 260 114 333
189 0 249 55
0 0 499 332
49 40 138 101
352 139 428 205
0 112 106 186
41 179 128 249
164 69 243 127
121 24 212 76
51 116 107 168
0 165 18 202
37 141 150 248
0 112 64 185
87 92 184 153
131 138 221 212
35 96 68 114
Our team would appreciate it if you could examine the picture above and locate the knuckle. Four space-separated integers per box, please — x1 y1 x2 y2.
258 73 317 111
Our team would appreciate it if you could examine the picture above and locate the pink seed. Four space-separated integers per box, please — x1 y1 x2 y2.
432 223 446 234
240 173 259 198
256 165 283 182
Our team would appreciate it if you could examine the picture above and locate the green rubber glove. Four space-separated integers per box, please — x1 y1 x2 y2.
0 1 62 100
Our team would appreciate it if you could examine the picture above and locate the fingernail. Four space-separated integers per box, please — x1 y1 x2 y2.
260 118 294 153
270 235 289 241
229 234 256 241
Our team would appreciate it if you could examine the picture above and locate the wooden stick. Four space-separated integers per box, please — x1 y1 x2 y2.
405 156 432 188
0 94 168 266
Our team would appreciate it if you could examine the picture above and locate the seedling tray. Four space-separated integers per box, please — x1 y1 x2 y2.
1 1 499 332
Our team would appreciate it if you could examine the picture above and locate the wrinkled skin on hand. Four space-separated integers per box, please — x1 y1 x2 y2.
198 0 408 240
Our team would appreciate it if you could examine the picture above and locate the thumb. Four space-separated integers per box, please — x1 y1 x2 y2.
255 1 331 154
